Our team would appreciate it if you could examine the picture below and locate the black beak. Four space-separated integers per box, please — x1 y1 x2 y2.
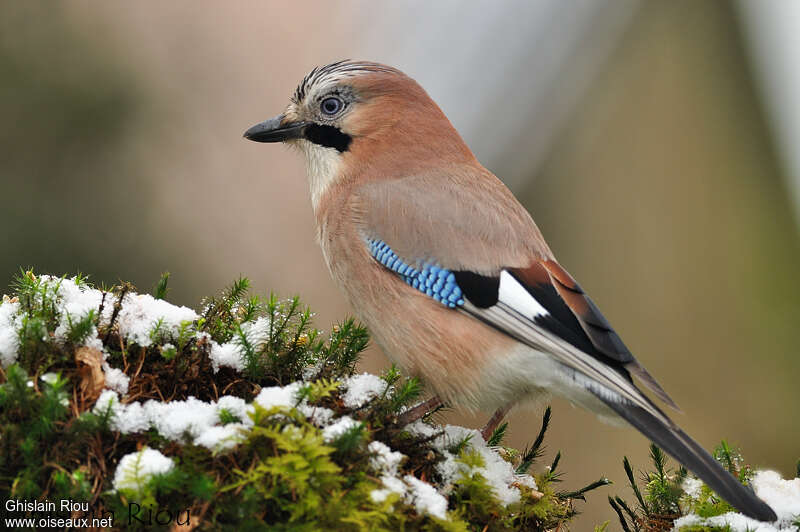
243 114 308 143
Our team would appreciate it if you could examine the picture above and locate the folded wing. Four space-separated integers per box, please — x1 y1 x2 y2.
368 249 776 521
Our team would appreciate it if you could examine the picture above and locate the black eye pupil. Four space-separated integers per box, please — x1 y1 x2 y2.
322 97 341 115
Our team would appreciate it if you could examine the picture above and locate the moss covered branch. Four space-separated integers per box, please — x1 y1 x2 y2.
0 271 617 531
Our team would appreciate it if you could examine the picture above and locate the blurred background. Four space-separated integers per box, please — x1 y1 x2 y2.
2 1 798 527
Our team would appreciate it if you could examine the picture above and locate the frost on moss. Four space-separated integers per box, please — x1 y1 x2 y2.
0 271 609 531
609 442 800 532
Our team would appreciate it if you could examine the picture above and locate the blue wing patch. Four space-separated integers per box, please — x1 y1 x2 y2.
366 238 464 308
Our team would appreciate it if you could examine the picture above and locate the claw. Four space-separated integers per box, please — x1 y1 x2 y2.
397 396 443 427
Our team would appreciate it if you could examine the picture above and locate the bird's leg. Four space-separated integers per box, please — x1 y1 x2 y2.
480 404 512 441
396 396 443 427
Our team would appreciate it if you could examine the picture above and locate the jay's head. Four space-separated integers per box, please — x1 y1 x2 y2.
244 61 474 202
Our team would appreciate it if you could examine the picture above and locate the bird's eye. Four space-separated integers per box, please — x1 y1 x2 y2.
320 96 343 116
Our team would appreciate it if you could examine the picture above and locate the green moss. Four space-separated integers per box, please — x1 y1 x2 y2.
608 441 781 532
0 271 609 531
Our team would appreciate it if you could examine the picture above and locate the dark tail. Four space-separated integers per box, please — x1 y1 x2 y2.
599 397 777 522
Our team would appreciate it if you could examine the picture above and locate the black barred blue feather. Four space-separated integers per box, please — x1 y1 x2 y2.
366 239 464 308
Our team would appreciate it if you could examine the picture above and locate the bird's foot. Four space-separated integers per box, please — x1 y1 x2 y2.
480 405 511 441
396 396 443 427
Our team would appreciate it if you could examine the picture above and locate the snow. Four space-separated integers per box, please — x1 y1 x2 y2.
93 390 252 451
438 425 531 505
239 316 274 347
207 317 276 372
342 373 387 408
321 416 361 442
84 336 105 352
368 454 450 520
208 340 245 372
298 404 336 426
194 423 249 451
673 512 786 531
102 363 130 395
216 395 250 423
0 277 199 378
404 475 449 520
118 401 154 433
368 441 413 506
93 379 384 451
46 276 110 345
753 470 800 520
370 475 406 503
682 476 704 500
367 423 536 519
115 293 198 348
369 441 405 476
0 300 21 366
675 469 800 531
406 422 536 506
93 381 367 452
146 396 219 440
254 382 302 410
113 448 174 493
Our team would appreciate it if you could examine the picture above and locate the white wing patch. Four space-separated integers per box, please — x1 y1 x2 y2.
460 271 671 425
498 271 549 319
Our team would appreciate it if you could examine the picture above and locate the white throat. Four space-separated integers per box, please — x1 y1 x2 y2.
297 139 343 211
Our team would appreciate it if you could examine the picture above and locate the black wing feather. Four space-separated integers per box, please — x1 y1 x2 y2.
453 264 776 522
600 396 777 522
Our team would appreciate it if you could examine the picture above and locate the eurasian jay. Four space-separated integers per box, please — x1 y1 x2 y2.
244 60 776 522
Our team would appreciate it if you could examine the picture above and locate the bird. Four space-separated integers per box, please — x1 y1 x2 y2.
243 60 777 522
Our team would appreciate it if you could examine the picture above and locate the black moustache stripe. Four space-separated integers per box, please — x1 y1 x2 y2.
304 124 352 152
